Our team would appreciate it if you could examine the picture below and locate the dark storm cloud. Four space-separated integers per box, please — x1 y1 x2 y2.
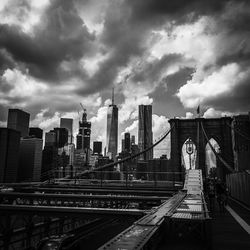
151 67 194 117
128 0 235 26
0 49 16 74
0 0 94 82
83 0 242 94
130 54 185 83
79 1 147 94
203 1 250 112
1 0 250 125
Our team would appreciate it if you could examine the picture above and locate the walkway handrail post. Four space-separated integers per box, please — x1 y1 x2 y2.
125 164 128 188
101 169 103 187
153 167 157 188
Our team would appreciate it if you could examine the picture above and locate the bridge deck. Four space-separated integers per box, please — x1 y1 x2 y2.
0 192 168 202
99 170 210 249
16 186 174 196
98 192 186 250
0 204 145 216
170 170 209 220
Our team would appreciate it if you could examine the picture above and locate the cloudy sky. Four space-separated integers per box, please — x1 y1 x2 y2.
0 0 250 156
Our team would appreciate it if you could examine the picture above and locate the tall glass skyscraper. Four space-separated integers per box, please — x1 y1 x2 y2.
138 105 153 161
60 118 73 143
106 89 118 160
7 109 30 137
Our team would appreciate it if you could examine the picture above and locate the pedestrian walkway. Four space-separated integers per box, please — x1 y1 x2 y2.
211 199 250 250
158 197 250 250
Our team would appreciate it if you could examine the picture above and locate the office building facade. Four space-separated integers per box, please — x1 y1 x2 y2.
7 109 30 137
106 89 118 159
0 128 20 183
131 135 135 145
60 118 73 144
53 128 68 148
29 127 43 139
45 131 56 147
18 138 43 182
93 141 102 155
124 132 130 152
138 105 153 161
76 110 91 150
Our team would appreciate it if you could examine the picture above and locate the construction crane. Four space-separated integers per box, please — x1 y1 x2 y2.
79 103 87 122
80 103 86 113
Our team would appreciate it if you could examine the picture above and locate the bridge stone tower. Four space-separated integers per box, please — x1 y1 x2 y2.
169 117 234 178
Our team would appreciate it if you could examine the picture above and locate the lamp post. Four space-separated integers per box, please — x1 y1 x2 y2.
185 138 194 170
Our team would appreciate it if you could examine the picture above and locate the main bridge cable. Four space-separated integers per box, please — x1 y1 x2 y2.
84 125 175 173
226 122 250 141
200 121 235 173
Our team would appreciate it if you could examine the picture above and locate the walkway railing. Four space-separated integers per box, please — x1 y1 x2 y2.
49 170 185 189
226 171 250 207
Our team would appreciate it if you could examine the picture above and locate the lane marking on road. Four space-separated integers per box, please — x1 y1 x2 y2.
226 205 250 235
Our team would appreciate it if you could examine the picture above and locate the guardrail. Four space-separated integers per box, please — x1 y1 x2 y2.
226 171 250 207
44 171 185 189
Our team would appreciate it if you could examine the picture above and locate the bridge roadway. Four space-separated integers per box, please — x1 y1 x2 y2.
99 170 210 249
0 170 209 249
0 192 168 211
4 177 183 191
16 186 174 197
0 204 145 217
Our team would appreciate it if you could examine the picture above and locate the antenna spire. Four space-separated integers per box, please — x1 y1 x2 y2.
112 87 114 105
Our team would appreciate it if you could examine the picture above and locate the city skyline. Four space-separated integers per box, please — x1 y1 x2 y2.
0 2 249 249
0 0 250 155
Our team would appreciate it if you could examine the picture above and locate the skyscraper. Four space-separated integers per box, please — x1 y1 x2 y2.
124 132 130 152
44 128 68 148
45 131 56 147
106 89 118 160
121 139 125 152
7 109 30 137
53 127 68 148
131 135 135 145
0 128 20 183
76 110 91 150
29 127 43 139
18 138 43 182
75 109 91 166
138 105 153 161
60 118 73 143
93 141 102 155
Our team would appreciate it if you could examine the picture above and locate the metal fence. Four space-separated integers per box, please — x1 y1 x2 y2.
226 171 250 207
48 170 185 189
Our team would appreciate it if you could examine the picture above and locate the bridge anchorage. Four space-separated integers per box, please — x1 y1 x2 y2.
1 115 250 249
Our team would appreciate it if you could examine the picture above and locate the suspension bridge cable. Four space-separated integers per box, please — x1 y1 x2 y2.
84 125 175 173
226 122 250 141
200 122 235 173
